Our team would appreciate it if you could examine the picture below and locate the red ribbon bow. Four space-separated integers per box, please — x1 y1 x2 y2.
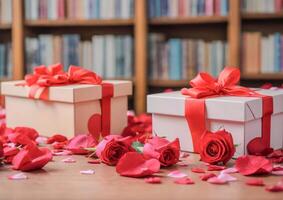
181 67 254 98
23 63 102 99
181 67 272 154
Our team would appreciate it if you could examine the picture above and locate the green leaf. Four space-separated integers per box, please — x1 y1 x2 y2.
132 141 144 153
234 144 240 148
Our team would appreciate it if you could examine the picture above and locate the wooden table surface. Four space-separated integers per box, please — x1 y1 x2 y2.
0 154 282 200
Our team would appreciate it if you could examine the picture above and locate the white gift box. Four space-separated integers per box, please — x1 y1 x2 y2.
147 89 283 157
2 80 132 138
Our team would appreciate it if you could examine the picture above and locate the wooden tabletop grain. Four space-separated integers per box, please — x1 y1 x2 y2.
0 154 282 200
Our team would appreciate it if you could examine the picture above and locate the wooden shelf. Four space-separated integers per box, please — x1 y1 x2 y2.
25 19 135 27
148 80 189 87
241 73 283 80
242 13 283 20
149 16 228 25
0 23 11 30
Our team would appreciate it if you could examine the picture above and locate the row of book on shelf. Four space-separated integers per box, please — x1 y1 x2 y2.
0 0 12 24
242 0 283 13
148 0 229 18
25 34 133 78
149 34 228 80
0 42 12 78
242 32 283 74
25 0 134 20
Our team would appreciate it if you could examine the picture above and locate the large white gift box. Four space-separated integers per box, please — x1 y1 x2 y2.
1 80 132 138
147 89 283 157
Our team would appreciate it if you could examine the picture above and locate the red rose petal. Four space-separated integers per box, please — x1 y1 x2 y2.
273 166 283 171
246 179 265 186
116 152 160 178
247 137 271 156
267 149 283 158
261 83 273 89
46 134 68 144
207 165 226 171
88 159 101 164
144 177 162 184
200 173 216 181
191 167 205 173
265 182 283 192
66 134 97 155
12 143 52 171
174 177 195 185
235 155 273 176
207 177 228 185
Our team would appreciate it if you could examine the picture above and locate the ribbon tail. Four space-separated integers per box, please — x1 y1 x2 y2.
185 98 206 153
101 83 114 138
261 96 273 148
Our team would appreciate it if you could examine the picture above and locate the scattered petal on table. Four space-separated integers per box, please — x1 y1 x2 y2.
200 173 216 181
207 177 228 185
167 170 188 178
245 179 265 186
88 159 101 164
191 168 205 173
177 161 189 167
220 167 238 174
272 165 283 171
235 155 273 176
62 157 76 163
174 177 195 185
207 165 226 171
52 150 72 156
217 173 237 182
80 169 95 175
144 177 162 184
271 171 283 176
8 173 28 180
180 152 190 159
265 182 283 192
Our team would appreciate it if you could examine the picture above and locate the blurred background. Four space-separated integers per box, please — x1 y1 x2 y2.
0 0 283 113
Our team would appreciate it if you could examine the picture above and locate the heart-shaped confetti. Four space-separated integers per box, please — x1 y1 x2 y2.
207 177 228 185
167 170 188 178
62 157 76 163
8 173 28 180
80 169 95 175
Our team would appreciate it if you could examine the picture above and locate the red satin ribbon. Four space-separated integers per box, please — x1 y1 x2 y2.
20 63 113 138
182 67 273 153
101 83 114 137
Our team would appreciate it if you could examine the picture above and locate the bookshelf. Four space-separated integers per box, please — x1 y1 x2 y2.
7 0 283 114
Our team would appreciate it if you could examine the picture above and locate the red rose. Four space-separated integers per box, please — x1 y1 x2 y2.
12 143 53 171
66 134 97 155
95 135 133 166
199 130 235 165
143 137 180 167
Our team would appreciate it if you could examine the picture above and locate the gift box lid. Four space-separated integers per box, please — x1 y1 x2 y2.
147 89 283 122
1 80 132 103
